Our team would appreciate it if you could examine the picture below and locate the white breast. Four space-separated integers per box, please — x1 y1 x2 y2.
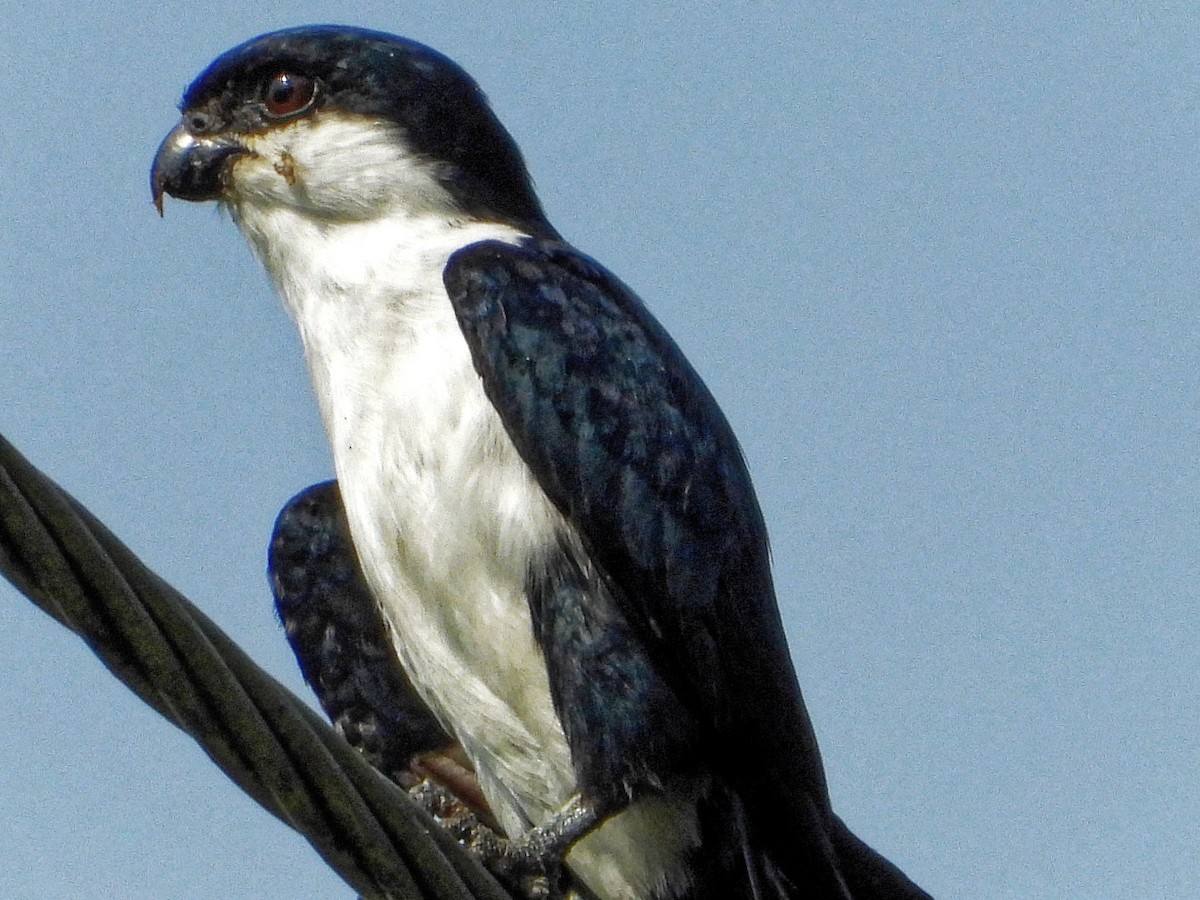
231 194 702 899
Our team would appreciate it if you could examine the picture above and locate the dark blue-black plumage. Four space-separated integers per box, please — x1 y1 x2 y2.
446 238 812 783
446 238 931 899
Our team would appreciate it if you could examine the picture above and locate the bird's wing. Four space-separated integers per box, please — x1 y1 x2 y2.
445 237 853 895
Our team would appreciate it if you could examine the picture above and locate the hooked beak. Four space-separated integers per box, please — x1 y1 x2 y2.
150 121 247 216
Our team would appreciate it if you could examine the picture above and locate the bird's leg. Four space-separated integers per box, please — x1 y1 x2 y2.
482 794 607 873
408 747 496 827
408 782 614 900
404 779 559 899
523 795 608 864
469 793 616 900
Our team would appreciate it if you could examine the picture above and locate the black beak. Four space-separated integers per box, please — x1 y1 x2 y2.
150 121 247 216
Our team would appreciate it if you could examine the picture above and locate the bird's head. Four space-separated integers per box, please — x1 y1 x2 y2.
151 26 550 233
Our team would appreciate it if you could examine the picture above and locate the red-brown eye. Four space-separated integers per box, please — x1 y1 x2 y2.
264 73 316 118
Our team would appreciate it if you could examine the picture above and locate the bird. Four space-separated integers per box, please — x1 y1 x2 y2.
151 25 931 900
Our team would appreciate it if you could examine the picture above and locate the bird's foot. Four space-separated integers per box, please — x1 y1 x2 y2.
408 782 602 900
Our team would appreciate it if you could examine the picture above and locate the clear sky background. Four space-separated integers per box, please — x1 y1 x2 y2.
1 4 1196 898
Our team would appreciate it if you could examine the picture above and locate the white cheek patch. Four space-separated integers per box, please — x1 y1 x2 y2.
230 113 457 221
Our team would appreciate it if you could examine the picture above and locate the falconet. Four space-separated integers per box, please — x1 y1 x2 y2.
153 26 929 900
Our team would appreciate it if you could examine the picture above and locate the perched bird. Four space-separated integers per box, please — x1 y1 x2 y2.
152 26 930 900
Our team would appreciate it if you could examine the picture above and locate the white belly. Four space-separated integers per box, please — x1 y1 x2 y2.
332 317 580 832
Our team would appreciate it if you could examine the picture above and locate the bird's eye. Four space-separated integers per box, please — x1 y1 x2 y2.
263 73 316 118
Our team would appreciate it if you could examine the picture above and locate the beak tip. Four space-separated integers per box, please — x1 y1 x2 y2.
150 121 242 212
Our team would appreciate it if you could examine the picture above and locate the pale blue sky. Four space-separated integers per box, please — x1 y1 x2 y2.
2 4 1197 898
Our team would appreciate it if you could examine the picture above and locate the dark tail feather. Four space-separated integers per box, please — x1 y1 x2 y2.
829 816 932 900
684 782 850 900
682 783 930 900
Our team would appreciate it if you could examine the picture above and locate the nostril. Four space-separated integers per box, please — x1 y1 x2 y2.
187 111 215 134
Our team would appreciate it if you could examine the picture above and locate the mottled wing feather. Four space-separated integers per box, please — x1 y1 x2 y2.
444 238 848 895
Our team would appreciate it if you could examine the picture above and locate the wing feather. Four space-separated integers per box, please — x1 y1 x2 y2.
444 238 855 896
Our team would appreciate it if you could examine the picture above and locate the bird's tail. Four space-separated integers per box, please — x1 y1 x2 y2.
684 783 931 900
827 815 932 900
